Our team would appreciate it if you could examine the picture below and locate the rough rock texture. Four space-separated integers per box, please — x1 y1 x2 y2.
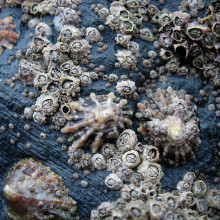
0 0 219 220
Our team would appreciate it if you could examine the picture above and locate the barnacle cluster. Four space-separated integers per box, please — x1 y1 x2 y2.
155 4 220 87
91 130 219 219
0 16 19 54
103 129 163 191
136 86 201 166
3 158 78 220
95 0 149 36
62 92 132 154
5 0 81 16
92 170 220 219
179 0 204 17
93 0 156 70
18 20 105 127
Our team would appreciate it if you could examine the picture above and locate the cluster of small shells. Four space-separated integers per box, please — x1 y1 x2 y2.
93 0 219 98
3 158 78 220
136 86 201 166
0 16 19 54
154 3 220 88
92 171 220 219
17 6 111 131
178 0 204 17
5 0 81 16
103 129 163 191
93 0 157 71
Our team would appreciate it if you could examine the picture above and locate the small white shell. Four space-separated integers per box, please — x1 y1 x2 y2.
85 27 101 44
105 173 123 190
122 150 140 169
116 50 137 71
92 153 107 171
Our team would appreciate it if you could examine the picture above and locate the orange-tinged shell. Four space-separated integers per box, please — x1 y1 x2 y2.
0 17 19 53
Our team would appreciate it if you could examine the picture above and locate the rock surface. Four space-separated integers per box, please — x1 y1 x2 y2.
0 0 219 219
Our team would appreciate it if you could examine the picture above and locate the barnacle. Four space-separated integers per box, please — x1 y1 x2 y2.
3 158 77 220
91 153 107 171
148 200 166 219
0 17 19 54
186 21 210 41
35 22 52 38
115 34 132 47
79 72 92 87
19 59 45 86
109 73 119 83
116 49 137 71
34 73 48 89
165 57 180 73
58 25 83 43
33 111 47 125
42 43 69 70
140 28 154 42
124 200 147 219
85 27 101 44
171 26 183 42
70 39 92 60
105 15 120 32
35 94 59 115
116 129 138 153
116 80 137 100
171 11 190 26
205 189 220 210
121 20 135 35
193 55 204 70
61 92 132 153
52 111 67 128
117 166 134 181
137 161 163 182
159 48 173 60
127 41 139 54
122 150 140 168
97 202 114 218
158 13 172 26
54 7 81 31
98 7 110 20
100 143 116 159
105 173 123 190
141 145 160 163
136 86 201 166
212 22 220 38
29 37 50 53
